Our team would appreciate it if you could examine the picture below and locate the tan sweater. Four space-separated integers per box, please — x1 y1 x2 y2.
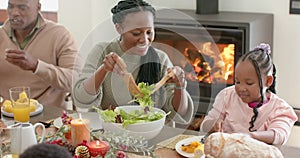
0 14 82 108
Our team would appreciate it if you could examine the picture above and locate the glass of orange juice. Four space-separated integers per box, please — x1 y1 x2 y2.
9 87 30 123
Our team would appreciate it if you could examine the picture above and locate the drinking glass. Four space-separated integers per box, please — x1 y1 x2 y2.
9 87 30 123
0 123 22 158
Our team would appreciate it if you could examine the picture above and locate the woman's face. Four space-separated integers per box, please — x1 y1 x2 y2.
117 11 155 56
234 60 263 103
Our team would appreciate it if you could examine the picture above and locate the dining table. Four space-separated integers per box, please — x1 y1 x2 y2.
1 104 300 158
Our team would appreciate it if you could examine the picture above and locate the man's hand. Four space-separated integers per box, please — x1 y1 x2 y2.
5 49 38 72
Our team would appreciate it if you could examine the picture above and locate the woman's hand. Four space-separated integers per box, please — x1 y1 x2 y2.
102 52 125 75
167 66 187 89
169 66 188 115
85 52 127 95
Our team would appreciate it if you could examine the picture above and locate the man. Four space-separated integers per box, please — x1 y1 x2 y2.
0 0 82 108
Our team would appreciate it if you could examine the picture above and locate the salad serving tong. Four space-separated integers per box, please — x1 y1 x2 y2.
150 70 175 94
118 58 144 97
118 58 175 96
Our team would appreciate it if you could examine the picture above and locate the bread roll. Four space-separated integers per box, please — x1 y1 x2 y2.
204 132 283 158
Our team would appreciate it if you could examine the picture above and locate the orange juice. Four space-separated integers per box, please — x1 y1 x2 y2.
13 103 30 122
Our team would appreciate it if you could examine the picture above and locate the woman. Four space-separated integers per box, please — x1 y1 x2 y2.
72 0 194 124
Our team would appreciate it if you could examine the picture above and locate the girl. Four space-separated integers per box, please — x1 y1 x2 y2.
200 43 297 145
72 0 194 124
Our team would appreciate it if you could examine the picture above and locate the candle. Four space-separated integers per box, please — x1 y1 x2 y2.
71 118 90 146
87 140 110 157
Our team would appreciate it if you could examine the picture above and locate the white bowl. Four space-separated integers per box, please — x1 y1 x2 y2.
100 105 166 140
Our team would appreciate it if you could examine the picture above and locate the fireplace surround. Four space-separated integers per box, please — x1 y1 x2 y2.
153 9 273 116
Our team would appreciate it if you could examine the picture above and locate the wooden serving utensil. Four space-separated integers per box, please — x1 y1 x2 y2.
117 58 143 97
151 69 175 94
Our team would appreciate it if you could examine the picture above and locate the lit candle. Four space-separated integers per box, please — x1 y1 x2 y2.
87 140 110 157
71 118 90 146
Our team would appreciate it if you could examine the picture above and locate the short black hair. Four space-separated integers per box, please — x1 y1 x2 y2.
19 143 73 158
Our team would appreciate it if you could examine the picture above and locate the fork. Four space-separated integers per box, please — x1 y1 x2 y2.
200 133 210 144
181 133 210 146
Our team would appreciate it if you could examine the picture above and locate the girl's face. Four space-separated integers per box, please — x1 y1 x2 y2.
234 60 264 103
116 11 155 56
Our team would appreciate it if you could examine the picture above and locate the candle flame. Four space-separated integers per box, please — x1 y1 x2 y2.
79 113 82 120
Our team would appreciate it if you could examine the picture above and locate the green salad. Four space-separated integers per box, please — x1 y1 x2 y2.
94 82 169 128
133 82 155 107
94 107 169 128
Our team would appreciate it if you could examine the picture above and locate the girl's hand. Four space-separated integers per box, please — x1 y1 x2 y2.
167 66 186 89
102 52 125 75
212 119 224 132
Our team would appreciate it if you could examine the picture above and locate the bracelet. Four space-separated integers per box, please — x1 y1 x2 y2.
174 79 187 90
174 85 185 90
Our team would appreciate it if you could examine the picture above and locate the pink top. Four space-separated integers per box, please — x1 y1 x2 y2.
200 86 298 145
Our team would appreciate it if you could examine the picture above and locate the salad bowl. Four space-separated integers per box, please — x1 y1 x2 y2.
98 105 166 140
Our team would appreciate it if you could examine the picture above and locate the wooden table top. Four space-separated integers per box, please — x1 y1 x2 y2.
1 105 66 124
2 105 300 158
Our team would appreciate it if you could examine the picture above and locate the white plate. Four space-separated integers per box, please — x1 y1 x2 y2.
53 112 103 130
175 136 205 158
1 103 44 117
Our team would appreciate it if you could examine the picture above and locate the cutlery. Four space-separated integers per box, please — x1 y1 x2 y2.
181 133 210 146
200 133 210 144
118 58 144 97
150 70 175 94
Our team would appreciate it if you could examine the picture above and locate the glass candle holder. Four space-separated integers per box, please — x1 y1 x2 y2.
71 118 90 146
87 140 110 158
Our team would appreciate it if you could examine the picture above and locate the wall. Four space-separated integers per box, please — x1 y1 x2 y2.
220 0 300 109
58 0 300 108
58 0 119 56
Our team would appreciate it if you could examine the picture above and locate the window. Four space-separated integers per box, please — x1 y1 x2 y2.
0 0 58 11
0 0 58 23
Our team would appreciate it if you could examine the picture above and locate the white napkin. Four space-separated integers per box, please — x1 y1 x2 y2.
156 134 195 149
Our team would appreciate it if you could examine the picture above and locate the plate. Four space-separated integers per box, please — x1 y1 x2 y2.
53 112 103 130
175 136 205 158
1 103 44 117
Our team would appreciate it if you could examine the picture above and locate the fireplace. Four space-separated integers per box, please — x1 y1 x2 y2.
153 9 273 115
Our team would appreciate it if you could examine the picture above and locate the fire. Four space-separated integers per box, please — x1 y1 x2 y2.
184 43 235 84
